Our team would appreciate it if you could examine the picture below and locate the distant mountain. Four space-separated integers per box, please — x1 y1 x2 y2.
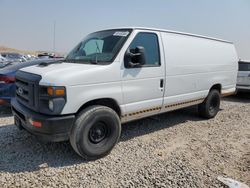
0 46 38 55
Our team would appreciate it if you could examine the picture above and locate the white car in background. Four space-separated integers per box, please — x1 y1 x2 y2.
0 52 27 63
237 60 250 92
0 54 7 63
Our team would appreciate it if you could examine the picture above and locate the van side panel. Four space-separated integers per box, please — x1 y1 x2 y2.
161 32 238 106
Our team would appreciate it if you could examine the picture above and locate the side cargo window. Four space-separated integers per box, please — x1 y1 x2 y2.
128 32 160 67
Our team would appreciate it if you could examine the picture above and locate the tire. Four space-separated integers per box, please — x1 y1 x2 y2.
70 105 121 160
198 89 221 119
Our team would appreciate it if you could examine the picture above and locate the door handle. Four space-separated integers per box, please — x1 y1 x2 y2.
160 79 164 88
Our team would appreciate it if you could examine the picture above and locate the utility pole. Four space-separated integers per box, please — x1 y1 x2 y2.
53 21 56 53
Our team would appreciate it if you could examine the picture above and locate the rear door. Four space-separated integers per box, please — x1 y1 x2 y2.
121 31 165 120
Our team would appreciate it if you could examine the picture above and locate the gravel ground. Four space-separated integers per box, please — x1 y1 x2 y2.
0 94 249 188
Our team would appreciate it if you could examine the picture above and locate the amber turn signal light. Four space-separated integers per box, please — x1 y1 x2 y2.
47 87 65 96
55 89 65 96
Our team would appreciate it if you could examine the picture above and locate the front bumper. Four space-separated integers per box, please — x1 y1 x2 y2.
11 98 75 142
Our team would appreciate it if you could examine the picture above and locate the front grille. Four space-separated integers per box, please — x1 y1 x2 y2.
16 79 30 102
15 71 41 111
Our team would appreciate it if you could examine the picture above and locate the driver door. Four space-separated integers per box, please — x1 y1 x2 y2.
121 31 165 121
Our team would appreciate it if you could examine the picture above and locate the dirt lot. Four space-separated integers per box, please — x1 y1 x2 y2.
0 94 249 188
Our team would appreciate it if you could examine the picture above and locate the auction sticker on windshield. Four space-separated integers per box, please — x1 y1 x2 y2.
113 31 129 37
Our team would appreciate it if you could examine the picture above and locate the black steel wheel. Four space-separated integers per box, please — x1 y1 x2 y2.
70 105 121 160
198 89 221 119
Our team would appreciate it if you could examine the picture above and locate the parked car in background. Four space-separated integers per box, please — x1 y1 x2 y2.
38 53 54 59
0 63 7 69
0 54 7 63
0 54 15 69
23 54 37 61
237 60 250 92
0 62 19 69
0 59 58 105
37 52 64 59
0 52 27 63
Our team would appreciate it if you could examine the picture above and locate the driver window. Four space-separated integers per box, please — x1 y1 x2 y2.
128 32 160 66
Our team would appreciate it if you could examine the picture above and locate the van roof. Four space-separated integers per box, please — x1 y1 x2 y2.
105 27 233 44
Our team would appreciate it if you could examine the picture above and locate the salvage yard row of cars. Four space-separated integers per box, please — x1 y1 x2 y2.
0 52 38 68
0 52 62 104
0 28 249 159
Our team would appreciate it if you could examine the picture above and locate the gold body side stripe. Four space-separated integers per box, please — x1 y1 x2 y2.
122 98 205 118
164 98 204 109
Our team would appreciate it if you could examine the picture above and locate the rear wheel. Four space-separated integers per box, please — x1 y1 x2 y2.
70 105 121 160
198 89 220 119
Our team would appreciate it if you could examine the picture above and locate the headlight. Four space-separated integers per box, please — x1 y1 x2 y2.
39 86 67 115
48 100 54 111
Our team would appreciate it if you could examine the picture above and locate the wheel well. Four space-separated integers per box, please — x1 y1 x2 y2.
210 84 222 93
77 98 121 117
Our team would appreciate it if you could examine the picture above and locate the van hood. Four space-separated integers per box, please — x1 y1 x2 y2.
20 62 119 86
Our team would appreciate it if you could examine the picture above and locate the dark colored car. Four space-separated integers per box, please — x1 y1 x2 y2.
0 59 57 105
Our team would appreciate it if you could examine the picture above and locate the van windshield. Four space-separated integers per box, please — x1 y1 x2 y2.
65 29 132 64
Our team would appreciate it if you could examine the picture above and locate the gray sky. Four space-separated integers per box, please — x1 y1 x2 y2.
0 0 249 59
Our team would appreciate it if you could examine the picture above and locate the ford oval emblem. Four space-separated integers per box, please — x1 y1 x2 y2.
17 87 24 95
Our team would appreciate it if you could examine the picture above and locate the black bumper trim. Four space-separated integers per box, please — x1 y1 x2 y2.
11 98 75 142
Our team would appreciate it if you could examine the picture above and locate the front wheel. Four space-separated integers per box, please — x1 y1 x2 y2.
70 105 121 160
198 89 221 119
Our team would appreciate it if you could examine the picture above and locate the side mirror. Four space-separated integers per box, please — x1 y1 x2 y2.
124 46 146 68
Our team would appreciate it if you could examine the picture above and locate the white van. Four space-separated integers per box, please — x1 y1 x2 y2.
237 60 250 92
11 27 238 159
